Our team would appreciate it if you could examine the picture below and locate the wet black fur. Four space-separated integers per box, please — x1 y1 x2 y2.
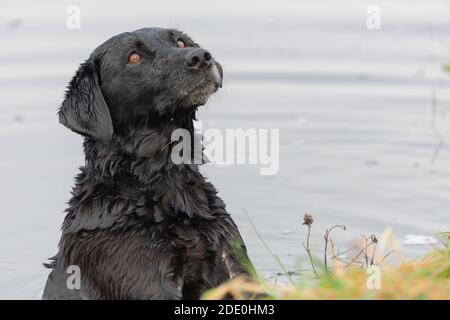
43 28 251 300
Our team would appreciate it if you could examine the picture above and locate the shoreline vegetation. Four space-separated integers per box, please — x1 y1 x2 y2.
204 213 449 300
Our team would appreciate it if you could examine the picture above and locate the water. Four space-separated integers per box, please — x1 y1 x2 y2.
0 0 449 299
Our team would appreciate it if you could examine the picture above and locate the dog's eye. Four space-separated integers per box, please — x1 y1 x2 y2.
128 52 142 64
177 39 186 48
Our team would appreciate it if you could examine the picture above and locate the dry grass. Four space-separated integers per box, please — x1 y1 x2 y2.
204 245 449 300
204 214 449 300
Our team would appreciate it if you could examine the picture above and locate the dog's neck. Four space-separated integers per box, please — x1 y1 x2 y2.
82 114 203 185
65 114 220 233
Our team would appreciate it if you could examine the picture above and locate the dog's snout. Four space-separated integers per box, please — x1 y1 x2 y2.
185 48 212 70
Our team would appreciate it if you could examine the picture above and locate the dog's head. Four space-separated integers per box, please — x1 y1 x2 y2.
59 27 223 142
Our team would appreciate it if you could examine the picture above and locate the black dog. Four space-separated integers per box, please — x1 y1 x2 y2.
43 28 252 300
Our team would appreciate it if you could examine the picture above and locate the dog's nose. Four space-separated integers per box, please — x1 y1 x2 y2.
185 48 212 70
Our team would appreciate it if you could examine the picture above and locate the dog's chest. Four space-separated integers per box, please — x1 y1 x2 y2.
169 220 212 256
166 218 223 288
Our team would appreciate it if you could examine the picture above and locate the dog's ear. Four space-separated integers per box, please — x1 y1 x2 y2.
58 59 113 143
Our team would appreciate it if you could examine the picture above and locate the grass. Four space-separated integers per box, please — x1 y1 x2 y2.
203 215 450 300
443 64 450 73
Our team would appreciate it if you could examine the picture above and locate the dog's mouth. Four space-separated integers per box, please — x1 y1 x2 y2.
184 80 219 106
183 66 222 108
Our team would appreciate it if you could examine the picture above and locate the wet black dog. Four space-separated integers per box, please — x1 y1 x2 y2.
43 28 252 300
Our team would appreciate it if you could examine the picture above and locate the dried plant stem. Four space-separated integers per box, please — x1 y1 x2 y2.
335 246 357 258
382 250 396 262
346 243 374 267
303 225 319 276
364 236 369 267
370 244 377 266
323 225 346 272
